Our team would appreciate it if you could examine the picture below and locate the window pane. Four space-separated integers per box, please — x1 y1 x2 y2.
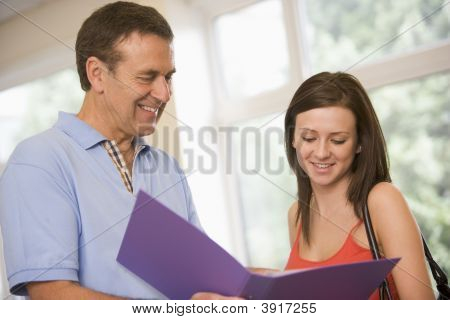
232 114 295 268
0 68 83 172
370 72 450 275
214 0 290 98
302 0 450 72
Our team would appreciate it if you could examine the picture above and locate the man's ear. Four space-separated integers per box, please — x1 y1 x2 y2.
86 57 106 93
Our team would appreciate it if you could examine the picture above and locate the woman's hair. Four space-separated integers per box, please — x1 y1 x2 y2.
284 72 391 244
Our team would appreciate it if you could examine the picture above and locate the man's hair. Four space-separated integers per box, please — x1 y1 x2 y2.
75 1 174 91
284 72 391 244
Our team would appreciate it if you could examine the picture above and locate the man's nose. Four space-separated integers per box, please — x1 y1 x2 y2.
151 76 171 103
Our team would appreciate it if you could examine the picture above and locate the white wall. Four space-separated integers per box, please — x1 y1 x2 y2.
0 0 106 91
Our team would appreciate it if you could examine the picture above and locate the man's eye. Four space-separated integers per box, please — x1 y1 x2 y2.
138 76 155 82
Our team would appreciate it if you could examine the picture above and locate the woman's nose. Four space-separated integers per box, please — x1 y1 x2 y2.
315 141 330 159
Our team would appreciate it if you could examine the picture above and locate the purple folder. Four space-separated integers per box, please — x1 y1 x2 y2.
117 191 400 300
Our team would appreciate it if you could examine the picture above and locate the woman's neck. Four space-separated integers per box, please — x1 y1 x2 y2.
310 175 352 219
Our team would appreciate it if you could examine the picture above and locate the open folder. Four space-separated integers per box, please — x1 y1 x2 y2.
117 191 399 300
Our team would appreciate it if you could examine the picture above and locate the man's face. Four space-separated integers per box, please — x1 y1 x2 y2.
101 32 175 137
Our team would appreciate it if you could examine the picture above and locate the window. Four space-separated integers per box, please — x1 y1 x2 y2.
301 0 450 72
0 68 83 172
214 0 290 99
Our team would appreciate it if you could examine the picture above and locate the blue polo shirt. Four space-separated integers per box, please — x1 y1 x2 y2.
0 112 202 299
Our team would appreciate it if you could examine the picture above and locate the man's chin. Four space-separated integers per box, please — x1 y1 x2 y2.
137 126 156 137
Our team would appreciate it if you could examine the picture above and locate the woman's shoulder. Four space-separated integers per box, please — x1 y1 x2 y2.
367 182 407 212
367 182 414 235
368 181 402 196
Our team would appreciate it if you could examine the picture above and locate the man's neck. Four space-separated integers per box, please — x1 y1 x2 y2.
77 92 135 150
77 92 136 172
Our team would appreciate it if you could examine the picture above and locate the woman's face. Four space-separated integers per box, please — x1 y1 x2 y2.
292 106 360 189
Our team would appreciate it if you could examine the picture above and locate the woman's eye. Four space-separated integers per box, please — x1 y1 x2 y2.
331 140 346 145
302 137 316 142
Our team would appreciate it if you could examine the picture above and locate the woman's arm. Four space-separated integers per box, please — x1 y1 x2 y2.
368 182 435 299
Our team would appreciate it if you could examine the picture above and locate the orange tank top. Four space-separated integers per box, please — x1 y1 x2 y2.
285 220 399 300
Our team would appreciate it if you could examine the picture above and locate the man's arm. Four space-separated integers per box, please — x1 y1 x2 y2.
27 281 125 300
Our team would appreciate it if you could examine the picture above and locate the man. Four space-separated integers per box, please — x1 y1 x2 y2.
0 1 202 299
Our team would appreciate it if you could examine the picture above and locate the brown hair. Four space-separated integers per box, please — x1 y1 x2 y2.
75 1 174 91
284 72 391 244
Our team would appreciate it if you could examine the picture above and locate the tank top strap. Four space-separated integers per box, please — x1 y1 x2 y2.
349 219 364 234
294 221 302 246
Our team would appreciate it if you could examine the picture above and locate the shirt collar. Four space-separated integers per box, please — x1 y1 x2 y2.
134 136 150 151
54 112 106 149
54 112 151 151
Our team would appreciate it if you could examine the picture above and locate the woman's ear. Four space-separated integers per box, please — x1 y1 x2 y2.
356 145 362 154
86 57 106 93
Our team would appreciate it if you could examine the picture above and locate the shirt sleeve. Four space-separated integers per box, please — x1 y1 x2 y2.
0 163 80 296
174 162 204 232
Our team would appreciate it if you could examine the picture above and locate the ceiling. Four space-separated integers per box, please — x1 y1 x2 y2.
0 0 50 24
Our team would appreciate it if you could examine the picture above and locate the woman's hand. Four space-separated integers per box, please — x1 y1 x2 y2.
247 267 280 275
190 268 280 300
191 292 244 300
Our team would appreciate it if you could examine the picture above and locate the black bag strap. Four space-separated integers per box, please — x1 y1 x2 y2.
421 236 450 300
362 203 392 299
363 203 450 300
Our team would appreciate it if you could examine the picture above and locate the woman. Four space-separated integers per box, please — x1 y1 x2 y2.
284 72 434 299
